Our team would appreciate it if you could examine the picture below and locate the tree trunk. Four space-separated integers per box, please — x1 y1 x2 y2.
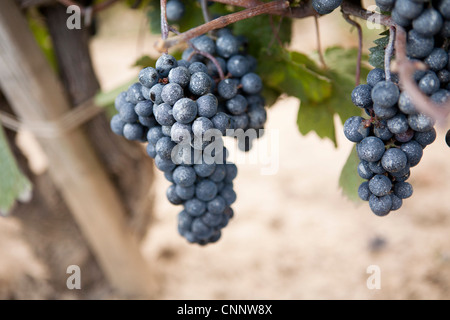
0 0 156 298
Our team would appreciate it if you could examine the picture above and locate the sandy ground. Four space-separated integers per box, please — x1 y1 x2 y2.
1 3 450 300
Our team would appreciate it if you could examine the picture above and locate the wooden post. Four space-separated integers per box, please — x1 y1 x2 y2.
0 0 152 298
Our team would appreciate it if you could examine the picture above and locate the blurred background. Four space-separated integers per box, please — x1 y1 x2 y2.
0 0 449 299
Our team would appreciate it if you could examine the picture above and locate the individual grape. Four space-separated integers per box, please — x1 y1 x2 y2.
390 194 403 211
226 94 248 115
167 184 184 205
197 93 218 118
194 162 216 178
231 114 249 130
371 81 400 108
209 164 226 183
211 112 231 135
368 174 393 197
184 198 206 217
191 35 216 55
438 0 450 19
168 66 190 87
220 184 236 206
398 92 417 115
247 105 267 129
424 48 449 72
201 212 224 228
175 184 196 201
110 114 125 136
161 83 184 105
188 61 209 75
406 30 434 58
162 125 172 137
166 0 185 21
173 98 198 124
154 103 176 126
312 0 343 14
369 194 392 216
357 137 386 162
368 161 386 174
192 117 214 137
366 68 386 86
414 128 436 147
171 122 193 143
146 143 156 158
207 196 227 215
119 102 139 123
373 104 398 119
149 83 164 104
400 140 423 167
155 54 178 77
395 128 415 143
373 120 394 141
191 218 214 240
391 9 412 27
127 82 145 104
381 148 408 173
343 116 370 142
351 84 373 108
155 154 176 172
156 136 176 160
412 8 444 36
394 0 424 20
358 160 374 180
139 67 159 88
394 181 413 199
418 71 440 95
227 55 250 77
189 72 212 96
358 181 371 201
408 113 435 132
135 100 154 117
446 129 450 147
218 79 238 99
216 33 239 58
114 91 127 112
196 179 218 202
387 114 409 134
241 73 262 94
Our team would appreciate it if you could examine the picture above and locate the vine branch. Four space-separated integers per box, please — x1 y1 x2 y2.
384 26 395 82
155 0 290 51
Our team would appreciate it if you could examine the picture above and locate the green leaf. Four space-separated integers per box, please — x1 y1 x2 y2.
368 30 390 69
133 55 158 68
296 47 370 146
0 126 32 215
339 145 364 202
232 14 292 58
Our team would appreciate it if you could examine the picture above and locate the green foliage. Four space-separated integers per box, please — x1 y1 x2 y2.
339 145 364 202
368 29 390 70
0 127 32 216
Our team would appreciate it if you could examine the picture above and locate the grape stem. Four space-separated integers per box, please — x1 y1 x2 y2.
384 26 395 82
314 16 327 69
160 0 169 42
394 26 450 124
155 0 290 51
341 11 362 85
200 0 212 23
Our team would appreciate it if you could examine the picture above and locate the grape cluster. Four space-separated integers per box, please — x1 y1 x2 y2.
110 29 267 244
344 0 449 216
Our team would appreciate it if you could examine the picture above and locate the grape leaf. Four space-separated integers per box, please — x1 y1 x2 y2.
368 30 390 69
297 47 370 146
339 145 364 202
0 126 32 216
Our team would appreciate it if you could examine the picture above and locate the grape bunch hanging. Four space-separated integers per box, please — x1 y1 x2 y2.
110 29 267 245
341 0 449 216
